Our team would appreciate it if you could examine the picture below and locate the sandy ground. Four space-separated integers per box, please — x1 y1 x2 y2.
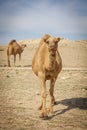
0 39 87 130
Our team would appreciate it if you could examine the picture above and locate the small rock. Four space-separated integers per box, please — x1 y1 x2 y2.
6 75 10 78
36 92 40 95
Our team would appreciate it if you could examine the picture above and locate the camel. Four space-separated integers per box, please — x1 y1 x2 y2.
7 40 26 67
32 34 62 119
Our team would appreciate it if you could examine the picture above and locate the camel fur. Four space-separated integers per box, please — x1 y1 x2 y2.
32 34 62 118
7 40 26 67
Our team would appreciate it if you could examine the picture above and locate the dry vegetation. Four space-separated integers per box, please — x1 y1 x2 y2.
0 38 87 130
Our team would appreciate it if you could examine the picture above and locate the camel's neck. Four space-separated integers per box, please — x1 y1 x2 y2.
20 46 24 52
46 50 56 71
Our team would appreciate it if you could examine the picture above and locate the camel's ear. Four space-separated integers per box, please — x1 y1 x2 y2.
42 34 50 42
57 37 61 42
54 37 61 44
56 37 64 43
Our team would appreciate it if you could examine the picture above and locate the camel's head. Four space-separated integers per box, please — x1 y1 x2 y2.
21 44 27 52
42 34 61 52
21 44 27 48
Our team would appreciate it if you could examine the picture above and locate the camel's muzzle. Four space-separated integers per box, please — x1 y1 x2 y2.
49 46 57 52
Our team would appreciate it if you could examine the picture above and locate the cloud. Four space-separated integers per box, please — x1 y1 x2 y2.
0 0 87 43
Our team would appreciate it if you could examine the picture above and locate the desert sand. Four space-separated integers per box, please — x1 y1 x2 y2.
0 39 87 130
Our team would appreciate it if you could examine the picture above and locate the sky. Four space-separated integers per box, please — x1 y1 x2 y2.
0 0 87 44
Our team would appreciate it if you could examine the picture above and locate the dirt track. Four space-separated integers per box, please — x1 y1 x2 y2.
0 67 87 130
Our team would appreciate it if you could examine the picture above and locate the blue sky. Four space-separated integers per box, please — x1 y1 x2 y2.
0 0 87 43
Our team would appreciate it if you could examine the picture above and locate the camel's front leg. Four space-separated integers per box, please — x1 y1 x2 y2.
14 55 16 67
19 53 22 66
38 73 48 118
48 78 56 113
7 55 11 67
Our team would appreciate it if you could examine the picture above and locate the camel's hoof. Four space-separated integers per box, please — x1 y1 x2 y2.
47 107 53 114
39 112 49 120
39 115 49 120
43 115 49 120
39 114 44 118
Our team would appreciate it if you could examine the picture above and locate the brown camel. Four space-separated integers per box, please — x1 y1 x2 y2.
32 34 62 119
7 40 26 67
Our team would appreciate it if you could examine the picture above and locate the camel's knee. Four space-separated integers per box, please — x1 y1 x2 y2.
42 92 46 98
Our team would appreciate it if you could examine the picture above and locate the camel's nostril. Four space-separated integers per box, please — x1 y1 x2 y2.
49 46 57 51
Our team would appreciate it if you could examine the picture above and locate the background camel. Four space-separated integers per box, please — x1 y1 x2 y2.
7 40 26 67
32 34 62 119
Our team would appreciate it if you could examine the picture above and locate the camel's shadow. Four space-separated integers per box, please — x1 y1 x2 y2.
48 97 87 119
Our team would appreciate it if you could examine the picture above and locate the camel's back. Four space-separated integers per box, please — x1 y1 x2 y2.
8 40 20 48
9 40 16 45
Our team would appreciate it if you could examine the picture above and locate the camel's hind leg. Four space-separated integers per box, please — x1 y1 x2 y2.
38 102 43 110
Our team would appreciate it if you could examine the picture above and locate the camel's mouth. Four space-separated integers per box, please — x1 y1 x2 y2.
51 53 56 57
49 47 57 53
49 50 56 57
